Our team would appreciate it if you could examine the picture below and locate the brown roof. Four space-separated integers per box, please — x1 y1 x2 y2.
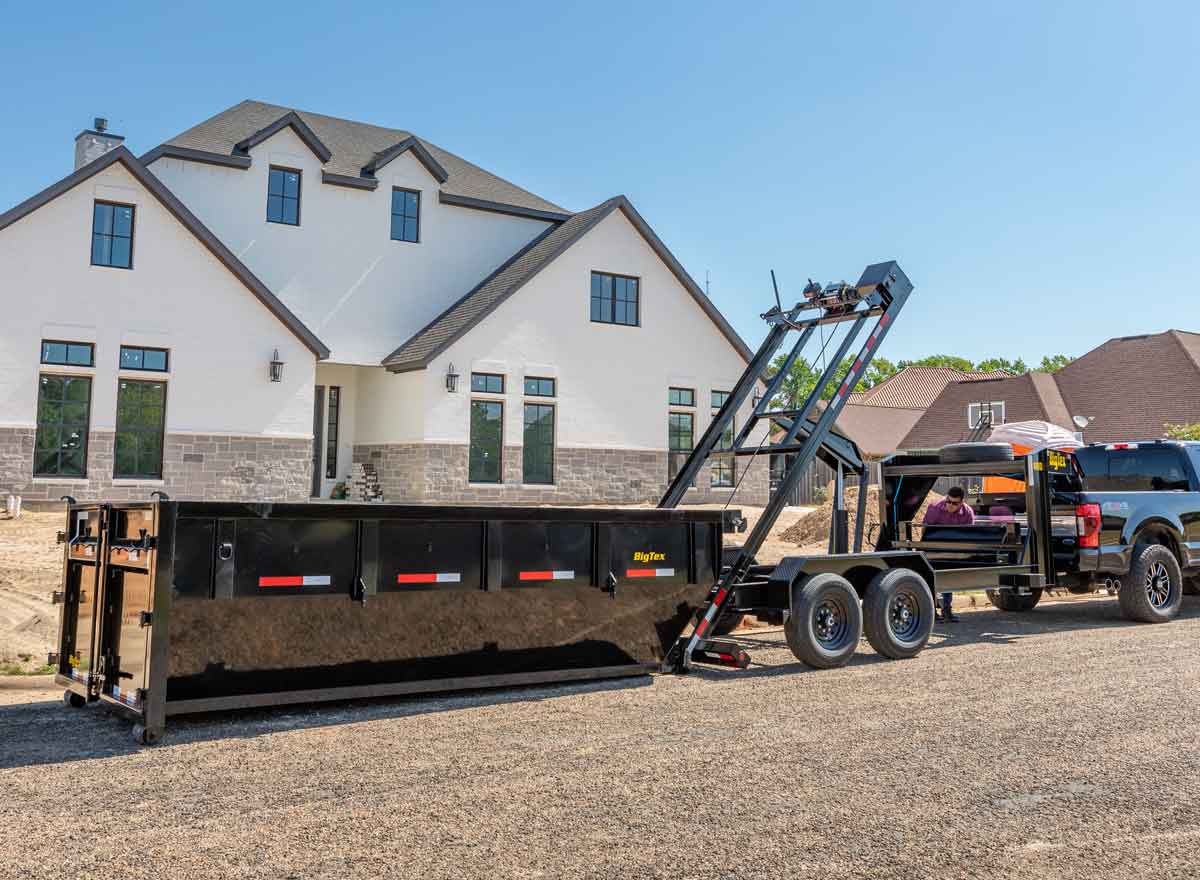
834 404 925 457
900 330 1200 448
1052 330 1200 443
851 366 1010 409
145 99 567 217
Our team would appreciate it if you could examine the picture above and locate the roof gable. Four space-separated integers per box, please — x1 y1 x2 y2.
0 147 328 359
147 99 566 216
234 110 332 163
363 136 448 183
381 195 752 371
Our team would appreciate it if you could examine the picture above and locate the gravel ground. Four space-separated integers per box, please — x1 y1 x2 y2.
4 597 1200 879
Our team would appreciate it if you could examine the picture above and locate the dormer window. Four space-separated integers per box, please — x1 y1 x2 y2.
267 167 301 226
391 188 420 243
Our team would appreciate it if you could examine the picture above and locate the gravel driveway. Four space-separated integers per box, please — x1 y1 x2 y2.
3 597 1200 879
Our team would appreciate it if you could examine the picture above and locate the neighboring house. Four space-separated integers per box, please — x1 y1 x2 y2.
833 366 1010 457
900 330 1200 449
0 102 767 504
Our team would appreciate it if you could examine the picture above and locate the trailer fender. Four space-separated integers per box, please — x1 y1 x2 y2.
767 552 936 607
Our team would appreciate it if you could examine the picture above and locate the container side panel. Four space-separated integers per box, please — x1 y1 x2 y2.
378 521 483 592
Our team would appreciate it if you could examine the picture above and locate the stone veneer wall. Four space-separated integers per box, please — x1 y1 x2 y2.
354 443 770 506
0 427 311 502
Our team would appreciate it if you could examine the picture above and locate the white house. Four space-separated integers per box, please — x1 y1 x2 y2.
0 101 767 505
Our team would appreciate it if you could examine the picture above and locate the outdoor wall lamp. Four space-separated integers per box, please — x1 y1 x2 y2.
269 348 285 383
445 362 460 393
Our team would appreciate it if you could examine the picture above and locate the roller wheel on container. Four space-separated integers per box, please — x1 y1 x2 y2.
785 573 862 669
939 442 1014 464
985 588 1043 612
1119 544 1183 623
862 568 935 660
131 723 162 746
62 690 86 709
711 612 746 636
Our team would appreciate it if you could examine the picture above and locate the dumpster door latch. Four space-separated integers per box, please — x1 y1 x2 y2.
601 571 617 599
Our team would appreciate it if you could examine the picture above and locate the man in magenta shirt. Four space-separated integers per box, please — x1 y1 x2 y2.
923 486 974 622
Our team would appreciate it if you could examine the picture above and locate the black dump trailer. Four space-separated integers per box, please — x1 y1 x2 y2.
52 502 728 743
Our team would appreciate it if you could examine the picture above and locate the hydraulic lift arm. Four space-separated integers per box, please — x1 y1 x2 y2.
660 260 914 671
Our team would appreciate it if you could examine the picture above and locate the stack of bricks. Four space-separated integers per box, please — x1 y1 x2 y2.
351 462 385 502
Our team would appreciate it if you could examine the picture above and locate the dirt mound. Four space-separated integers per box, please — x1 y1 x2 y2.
780 484 943 548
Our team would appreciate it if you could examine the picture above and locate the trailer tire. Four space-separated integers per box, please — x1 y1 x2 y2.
785 573 862 669
1119 544 1183 623
985 588 1043 612
862 568 935 660
939 442 1013 464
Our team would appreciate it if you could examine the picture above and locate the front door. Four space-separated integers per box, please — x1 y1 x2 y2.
311 385 325 498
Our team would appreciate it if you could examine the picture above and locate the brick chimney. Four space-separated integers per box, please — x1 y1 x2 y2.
74 117 124 170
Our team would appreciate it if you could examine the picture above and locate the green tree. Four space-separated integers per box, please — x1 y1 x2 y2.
896 354 975 372
975 357 1029 375
1165 423 1200 441
1037 354 1074 373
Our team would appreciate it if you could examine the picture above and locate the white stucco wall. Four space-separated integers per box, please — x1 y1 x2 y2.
0 161 316 438
353 365 424 446
420 209 763 452
148 127 553 365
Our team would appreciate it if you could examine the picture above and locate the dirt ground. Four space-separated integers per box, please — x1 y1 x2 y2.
0 512 62 671
4 598 1200 879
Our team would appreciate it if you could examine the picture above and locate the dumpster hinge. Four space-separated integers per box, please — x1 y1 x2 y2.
601 571 617 599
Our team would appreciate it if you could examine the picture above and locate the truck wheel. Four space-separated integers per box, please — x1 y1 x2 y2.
862 568 935 659
711 612 746 636
985 588 1043 612
939 442 1014 464
1119 544 1183 623
785 573 862 669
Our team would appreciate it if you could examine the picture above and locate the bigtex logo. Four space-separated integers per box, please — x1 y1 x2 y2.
633 551 666 563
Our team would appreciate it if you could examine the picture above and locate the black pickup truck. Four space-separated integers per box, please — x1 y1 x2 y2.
1064 440 1200 622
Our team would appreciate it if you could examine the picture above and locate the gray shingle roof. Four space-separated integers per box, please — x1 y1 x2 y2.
147 99 567 216
382 195 753 371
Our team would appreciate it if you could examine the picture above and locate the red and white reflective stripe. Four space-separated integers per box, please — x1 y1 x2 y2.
258 575 331 588
519 570 575 582
1106 443 1138 450
625 567 676 578
397 572 461 584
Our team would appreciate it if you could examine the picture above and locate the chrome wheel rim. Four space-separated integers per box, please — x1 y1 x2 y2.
889 589 922 641
1145 561 1172 608
813 598 849 647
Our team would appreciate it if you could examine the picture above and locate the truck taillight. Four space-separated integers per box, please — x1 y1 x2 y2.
1075 503 1101 548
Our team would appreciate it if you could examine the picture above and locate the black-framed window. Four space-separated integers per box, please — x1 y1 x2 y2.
119 345 168 372
523 403 555 484
325 386 340 479
391 188 420 243
524 377 556 397
41 340 94 367
668 387 695 407
471 373 504 394
114 379 166 479
711 391 735 488
91 201 134 269
267 167 301 225
469 400 503 483
668 412 694 482
34 375 91 477
590 272 639 326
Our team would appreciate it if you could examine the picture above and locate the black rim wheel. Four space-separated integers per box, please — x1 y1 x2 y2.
1146 561 1172 609
888 588 923 642
813 597 850 647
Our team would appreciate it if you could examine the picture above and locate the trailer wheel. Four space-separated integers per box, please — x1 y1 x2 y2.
985 588 1043 612
862 569 935 660
939 442 1013 464
785 573 862 669
131 723 162 746
1119 544 1183 623
62 690 86 709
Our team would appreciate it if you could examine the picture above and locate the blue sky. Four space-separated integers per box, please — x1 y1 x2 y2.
2 1 1196 365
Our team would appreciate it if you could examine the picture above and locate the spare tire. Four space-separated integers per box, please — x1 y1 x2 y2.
940 442 1014 464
